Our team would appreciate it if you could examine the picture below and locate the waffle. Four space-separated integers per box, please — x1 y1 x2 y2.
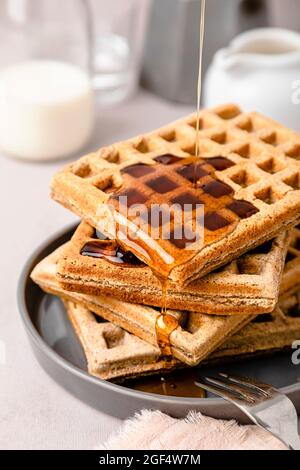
64 301 179 382
280 225 300 299
51 104 300 285
56 222 291 315
30 246 254 366
64 293 300 383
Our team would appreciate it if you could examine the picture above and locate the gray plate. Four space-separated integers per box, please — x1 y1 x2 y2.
18 225 300 421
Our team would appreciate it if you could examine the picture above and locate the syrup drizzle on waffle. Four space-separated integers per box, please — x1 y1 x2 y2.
109 155 258 356
82 155 259 356
81 234 145 267
108 156 258 276
155 278 179 357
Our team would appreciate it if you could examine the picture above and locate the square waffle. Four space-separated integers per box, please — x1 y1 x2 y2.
30 245 254 366
56 221 291 315
51 104 300 285
64 292 300 382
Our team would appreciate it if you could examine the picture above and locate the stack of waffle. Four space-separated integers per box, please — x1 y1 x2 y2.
31 104 300 388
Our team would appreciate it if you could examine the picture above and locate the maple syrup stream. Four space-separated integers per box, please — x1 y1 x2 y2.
156 0 206 357
195 0 206 169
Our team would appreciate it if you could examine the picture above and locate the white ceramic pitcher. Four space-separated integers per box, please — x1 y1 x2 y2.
204 28 300 130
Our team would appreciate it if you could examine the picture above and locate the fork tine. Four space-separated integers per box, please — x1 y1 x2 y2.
219 372 274 398
195 378 247 404
205 375 260 403
196 376 257 404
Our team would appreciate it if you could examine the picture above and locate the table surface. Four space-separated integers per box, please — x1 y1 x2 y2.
0 90 192 450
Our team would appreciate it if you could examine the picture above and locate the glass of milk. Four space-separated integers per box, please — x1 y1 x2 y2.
0 0 150 161
0 0 95 161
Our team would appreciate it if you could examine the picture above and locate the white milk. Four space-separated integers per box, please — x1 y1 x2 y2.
0 60 94 160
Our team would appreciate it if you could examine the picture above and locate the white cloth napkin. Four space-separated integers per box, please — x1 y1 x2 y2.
100 410 287 450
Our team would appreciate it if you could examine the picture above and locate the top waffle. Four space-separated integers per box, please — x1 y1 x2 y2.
51 104 300 285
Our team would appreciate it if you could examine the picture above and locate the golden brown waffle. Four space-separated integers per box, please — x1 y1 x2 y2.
64 293 300 383
280 225 300 299
51 104 300 285
56 222 291 315
64 301 179 382
30 246 254 366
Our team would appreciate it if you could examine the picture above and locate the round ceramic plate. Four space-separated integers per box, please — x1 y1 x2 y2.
18 225 300 421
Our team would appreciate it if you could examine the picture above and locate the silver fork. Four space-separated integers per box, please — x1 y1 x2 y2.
196 373 300 450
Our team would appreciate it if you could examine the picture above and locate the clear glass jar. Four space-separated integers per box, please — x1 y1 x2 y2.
88 0 151 104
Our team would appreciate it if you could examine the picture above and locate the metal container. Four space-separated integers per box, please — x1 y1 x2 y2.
142 0 268 104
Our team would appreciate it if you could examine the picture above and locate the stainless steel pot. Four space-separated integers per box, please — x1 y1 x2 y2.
142 0 268 104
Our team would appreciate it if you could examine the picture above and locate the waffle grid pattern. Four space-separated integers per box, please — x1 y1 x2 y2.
30 244 253 366
64 301 177 382
112 156 248 250
52 104 300 283
57 239 300 364
64 290 300 382
70 105 300 203
56 222 290 315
